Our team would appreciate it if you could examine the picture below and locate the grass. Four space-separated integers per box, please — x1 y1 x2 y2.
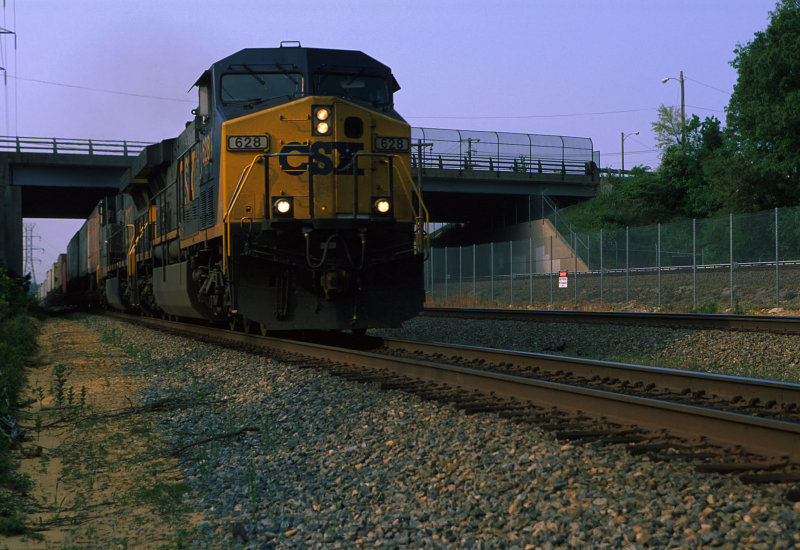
32 316 202 545
126 482 193 516
0 269 39 536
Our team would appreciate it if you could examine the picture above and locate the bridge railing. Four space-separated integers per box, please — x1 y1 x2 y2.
0 136 150 157
411 127 595 177
412 151 595 177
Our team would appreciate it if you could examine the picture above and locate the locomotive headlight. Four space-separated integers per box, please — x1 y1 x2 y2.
272 197 294 218
313 106 332 135
371 197 393 217
375 199 391 213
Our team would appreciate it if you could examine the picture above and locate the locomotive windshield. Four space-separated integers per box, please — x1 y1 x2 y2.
313 72 390 106
220 71 303 105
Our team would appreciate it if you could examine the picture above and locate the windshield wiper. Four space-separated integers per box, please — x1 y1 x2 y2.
240 64 267 87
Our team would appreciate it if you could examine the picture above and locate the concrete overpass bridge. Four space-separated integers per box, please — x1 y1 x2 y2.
0 130 599 277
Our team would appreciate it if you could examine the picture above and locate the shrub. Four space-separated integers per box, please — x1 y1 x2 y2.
0 268 38 535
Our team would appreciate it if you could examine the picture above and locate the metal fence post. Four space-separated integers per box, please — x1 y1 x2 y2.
473 243 476 306
529 234 533 306
573 232 578 307
730 213 734 308
776 207 780 307
510 240 514 305
459 245 463 300
549 235 553 305
693 219 697 308
444 246 448 302
625 226 630 303
430 249 434 303
490 242 495 305
657 223 662 308
599 229 604 305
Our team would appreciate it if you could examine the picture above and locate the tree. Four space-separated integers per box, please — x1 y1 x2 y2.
726 0 800 207
651 104 684 153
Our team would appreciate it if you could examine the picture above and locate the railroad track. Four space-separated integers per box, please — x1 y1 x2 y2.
423 306 800 334
109 313 800 483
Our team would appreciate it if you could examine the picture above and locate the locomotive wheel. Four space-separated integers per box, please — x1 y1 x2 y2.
242 317 254 334
228 315 241 332
259 323 269 336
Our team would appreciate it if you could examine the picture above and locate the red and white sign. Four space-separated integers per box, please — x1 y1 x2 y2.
558 270 568 288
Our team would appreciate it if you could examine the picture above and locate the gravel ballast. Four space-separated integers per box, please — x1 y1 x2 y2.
82 316 800 548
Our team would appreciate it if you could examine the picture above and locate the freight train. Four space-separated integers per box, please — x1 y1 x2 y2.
43 44 429 333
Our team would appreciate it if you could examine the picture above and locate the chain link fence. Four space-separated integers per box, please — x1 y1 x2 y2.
425 205 800 311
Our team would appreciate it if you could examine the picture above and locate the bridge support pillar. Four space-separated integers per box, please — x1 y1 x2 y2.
0 156 22 277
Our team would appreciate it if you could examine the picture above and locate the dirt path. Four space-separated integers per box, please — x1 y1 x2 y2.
6 315 200 549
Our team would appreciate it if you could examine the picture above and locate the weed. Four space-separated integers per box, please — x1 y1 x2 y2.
247 459 258 518
692 300 719 314
101 327 121 345
52 364 69 409
34 384 45 407
128 481 192 516
161 528 193 549
260 415 274 451
195 441 221 485
37 452 50 475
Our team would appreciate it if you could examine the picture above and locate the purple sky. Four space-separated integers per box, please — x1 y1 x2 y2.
10 0 777 283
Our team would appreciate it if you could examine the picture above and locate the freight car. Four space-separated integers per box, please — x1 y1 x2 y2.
56 44 429 333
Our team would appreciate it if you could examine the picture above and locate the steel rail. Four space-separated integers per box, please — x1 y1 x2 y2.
112 313 800 462
378 338 800 406
422 307 800 334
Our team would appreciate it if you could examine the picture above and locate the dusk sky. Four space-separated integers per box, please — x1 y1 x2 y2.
9 0 778 283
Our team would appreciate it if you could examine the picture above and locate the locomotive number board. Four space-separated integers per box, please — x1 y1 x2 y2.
374 136 410 152
227 135 270 150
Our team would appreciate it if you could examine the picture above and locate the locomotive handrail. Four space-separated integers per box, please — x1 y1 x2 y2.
126 222 150 277
223 152 267 275
223 151 316 275
393 158 431 255
342 152 430 255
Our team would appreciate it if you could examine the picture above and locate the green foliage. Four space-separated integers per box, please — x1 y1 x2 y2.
727 0 800 203
651 104 683 152
572 3 800 231
0 268 39 536
127 482 192 516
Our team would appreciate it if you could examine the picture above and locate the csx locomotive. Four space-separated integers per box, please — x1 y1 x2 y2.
52 44 429 333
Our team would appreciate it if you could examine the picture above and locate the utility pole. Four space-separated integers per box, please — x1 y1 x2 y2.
0 0 16 135
460 137 480 169
661 70 685 143
22 223 43 284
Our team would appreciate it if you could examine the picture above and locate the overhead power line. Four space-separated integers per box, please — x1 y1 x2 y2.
9 74 194 103
407 107 658 120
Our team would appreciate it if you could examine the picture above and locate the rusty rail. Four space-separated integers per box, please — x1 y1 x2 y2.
108 313 800 463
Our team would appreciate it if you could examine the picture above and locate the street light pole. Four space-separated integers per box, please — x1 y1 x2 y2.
621 131 639 173
661 70 685 141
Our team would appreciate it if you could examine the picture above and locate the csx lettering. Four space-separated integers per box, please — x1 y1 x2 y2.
278 141 364 176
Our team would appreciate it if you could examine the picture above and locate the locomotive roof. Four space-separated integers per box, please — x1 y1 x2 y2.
197 46 400 92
